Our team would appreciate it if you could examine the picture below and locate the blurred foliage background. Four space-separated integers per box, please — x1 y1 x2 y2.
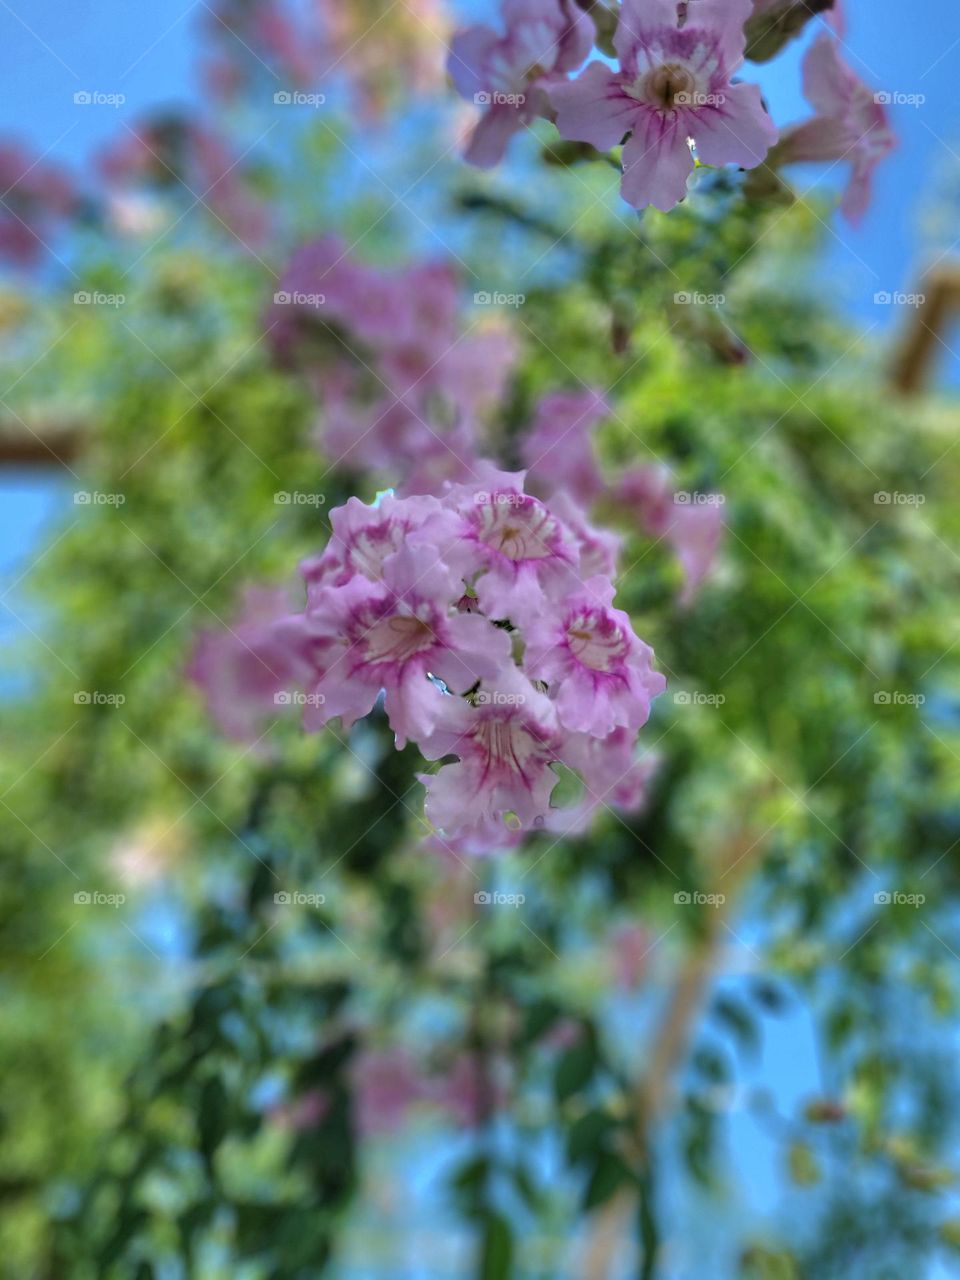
2 3 960 1278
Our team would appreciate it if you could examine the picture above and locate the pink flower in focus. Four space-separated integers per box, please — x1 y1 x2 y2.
524 576 666 737
550 0 777 210
522 388 607 506
443 470 580 626
304 546 513 746
300 492 460 596
418 669 561 841
449 0 596 168
779 33 896 224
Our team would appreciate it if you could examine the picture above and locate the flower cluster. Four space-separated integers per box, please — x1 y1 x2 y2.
448 0 893 219
267 234 516 486
193 465 668 852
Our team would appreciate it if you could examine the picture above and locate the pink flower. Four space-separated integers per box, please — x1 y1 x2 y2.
617 466 724 605
522 388 607 506
418 669 561 841
609 922 653 989
270 240 516 484
0 141 74 267
449 0 596 168
187 587 321 742
352 1048 427 1135
442 469 581 625
524 576 666 737
550 0 777 210
779 33 896 223
301 492 461 596
549 728 660 834
304 546 513 746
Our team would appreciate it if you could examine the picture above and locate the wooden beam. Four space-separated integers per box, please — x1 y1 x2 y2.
890 265 960 395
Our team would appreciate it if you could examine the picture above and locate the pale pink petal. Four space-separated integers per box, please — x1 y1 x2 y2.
620 115 694 211
550 62 638 152
691 82 777 169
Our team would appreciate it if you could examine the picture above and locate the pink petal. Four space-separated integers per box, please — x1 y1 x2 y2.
691 82 777 169
620 114 695 211
551 62 638 152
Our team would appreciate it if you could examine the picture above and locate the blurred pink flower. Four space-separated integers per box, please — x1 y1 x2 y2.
616 465 724 605
0 140 75 267
449 0 596 167
779 33 896 223
187 586 320 742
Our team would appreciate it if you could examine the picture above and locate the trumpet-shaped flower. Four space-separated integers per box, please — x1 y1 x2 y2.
524 577 666 737
551 0 777 210
449 0 595 168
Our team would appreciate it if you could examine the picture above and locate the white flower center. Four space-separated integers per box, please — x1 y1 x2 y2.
363 612 436 665
566 609 628 672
